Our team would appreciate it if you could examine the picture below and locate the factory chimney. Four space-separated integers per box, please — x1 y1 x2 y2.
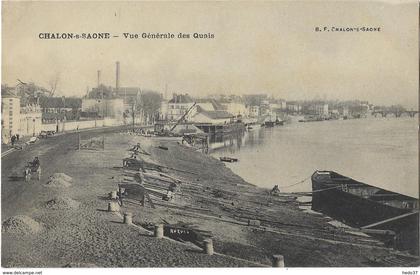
116 61 120 91
97 70 101 88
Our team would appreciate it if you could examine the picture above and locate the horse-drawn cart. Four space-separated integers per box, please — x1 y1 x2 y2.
9 161 42 182
24 163 42 181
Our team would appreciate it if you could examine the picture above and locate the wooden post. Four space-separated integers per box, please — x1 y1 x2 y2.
154 224 164 238
123 212 132 225
108 201 119 212
110 191 118 200
203 239 214 255
272 255 285 267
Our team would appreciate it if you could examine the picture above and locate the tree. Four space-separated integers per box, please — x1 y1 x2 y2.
48 72 60 97
137 91 162 124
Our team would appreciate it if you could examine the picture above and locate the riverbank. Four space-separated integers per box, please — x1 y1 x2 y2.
2 132 418 267
211 117 418 196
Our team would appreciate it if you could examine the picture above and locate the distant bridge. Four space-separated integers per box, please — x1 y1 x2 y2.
371 110 419 118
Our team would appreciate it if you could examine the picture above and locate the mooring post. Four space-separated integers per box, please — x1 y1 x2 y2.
203 239 214 255
272 255 285 267
118 186 125 196
110 191 118 200
107 201 119 212
123 212 132 225
154 224 164 238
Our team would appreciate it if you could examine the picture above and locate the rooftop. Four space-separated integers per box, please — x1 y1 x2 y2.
169 94 194 104
196 106 234 119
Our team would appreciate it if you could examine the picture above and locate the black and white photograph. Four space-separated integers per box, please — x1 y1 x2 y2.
1 0 419 272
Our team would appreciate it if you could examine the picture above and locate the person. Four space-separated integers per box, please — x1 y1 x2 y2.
270 185 280 195
30 157 40 170
16 134 20 141
11 135 16 146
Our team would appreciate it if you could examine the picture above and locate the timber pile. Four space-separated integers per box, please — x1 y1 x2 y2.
118 144 192 208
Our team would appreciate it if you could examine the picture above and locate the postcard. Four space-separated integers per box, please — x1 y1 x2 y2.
1 1 418 273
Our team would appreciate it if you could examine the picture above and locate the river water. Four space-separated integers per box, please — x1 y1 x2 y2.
211 117 418 198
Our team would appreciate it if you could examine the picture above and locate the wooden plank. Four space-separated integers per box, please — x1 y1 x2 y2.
361 211 419 229
144 188 166 197
360 228 396 236
142 183 168 191
143 173 175 184
158 173 183 183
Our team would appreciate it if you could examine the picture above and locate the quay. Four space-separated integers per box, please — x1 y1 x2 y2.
2 127 419 267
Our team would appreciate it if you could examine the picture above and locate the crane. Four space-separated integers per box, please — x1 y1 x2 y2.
169 102 197 132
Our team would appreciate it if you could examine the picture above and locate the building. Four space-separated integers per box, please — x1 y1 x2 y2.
302 103 329 117
315 103 329 116
113 87 142 111
286 101 302 114
254 99 273 117
195 99 217 112
1 89 21 143
19 104 42 137
248 105 260 117
166 94 195 121
338 106 349 116
158 98 169 120
189 106 234 124
81 98 125 120
222 102 248 117
39 96 82 123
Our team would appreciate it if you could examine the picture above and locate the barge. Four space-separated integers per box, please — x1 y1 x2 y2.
311 171 419 254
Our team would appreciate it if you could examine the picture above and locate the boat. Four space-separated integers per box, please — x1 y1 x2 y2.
311 171 419 254
298 115 324 122
264 121 275 127
275 118 284 126
219 156 238 163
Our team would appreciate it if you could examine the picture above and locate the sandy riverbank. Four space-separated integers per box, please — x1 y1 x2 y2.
2 132 417 267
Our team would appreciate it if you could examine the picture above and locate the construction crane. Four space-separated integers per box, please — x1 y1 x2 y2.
169 102 197 132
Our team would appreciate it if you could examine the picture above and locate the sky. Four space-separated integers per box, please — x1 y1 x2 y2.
2 1 418 108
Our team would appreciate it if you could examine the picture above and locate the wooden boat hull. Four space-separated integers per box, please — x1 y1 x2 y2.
220 157 238 163
311 171 419 254
264 121 275 127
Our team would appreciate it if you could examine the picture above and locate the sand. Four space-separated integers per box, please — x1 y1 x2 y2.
2 131 416 268
2 215 42 235
45 173 73 187
45 196 80 210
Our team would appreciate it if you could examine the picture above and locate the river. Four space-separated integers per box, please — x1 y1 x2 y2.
211 117 418 197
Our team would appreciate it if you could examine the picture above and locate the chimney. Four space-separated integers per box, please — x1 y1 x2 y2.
116 61 120 91
97 70 101 88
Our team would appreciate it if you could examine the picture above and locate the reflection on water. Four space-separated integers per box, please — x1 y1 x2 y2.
211 117 418 197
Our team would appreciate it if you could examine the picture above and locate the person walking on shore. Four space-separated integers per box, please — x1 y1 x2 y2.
11 135 16 146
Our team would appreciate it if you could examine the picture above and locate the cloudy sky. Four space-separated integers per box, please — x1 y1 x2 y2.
2 1 418 108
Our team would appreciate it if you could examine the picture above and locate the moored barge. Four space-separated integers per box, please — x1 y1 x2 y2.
311 171 419 254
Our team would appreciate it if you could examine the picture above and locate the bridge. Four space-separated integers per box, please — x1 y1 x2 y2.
371 110 419 118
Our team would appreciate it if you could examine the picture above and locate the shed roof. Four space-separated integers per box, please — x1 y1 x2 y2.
196 106 234 119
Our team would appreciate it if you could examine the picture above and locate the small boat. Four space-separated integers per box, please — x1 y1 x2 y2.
275 119 284 126
157 145 169 150
264 121 275 127
219 156 238 163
